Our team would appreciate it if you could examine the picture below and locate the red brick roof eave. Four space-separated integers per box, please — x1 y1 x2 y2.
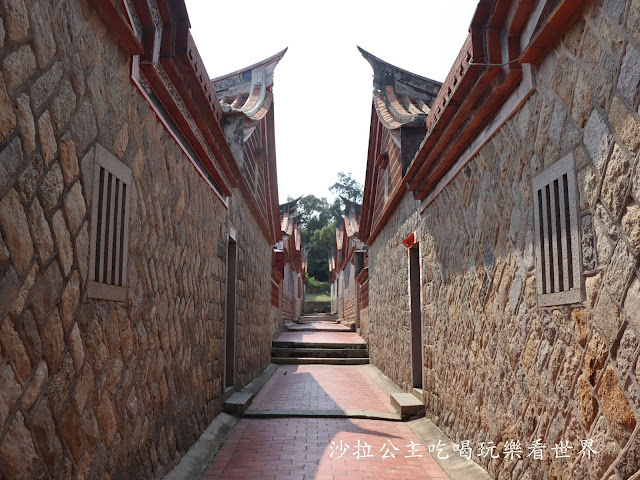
107 0 241 197
137 63 236 197
267 106 283 244
94 0 144 55
359 105 382 242
405 0 585 201
404 5 517 197
159 54 241 191
238 106 283 245
355 266 369 285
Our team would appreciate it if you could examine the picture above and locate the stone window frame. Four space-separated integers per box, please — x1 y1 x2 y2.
87 147 132 302
532 152 582 307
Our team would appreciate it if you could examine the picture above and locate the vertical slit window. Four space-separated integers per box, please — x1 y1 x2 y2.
88 146 132 302
532 153 582 307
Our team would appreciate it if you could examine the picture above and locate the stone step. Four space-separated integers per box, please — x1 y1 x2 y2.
271 347 369 358
223 364 278 416
272 341 366 349
271 357 370 365
390 392 425 419
285 326 351 332
411 387 425 402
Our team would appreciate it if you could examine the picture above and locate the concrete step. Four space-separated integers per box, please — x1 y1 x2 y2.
390 392 425 419
271 347 369 358
271 357 370 365
272 341 366 349
285 326 352 332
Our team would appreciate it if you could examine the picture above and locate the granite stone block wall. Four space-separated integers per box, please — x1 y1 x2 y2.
0 0 277 478
366 1 640 478
228 193 279 387
343 294 357 323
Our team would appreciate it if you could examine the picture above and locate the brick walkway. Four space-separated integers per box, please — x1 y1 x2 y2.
247 365 395 413
202 417 450 479
201 327 451 479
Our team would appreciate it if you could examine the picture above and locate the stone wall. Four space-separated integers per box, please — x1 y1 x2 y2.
0 1 276 479
282 293 295 322
343 294 357 323
366 1 640 478
357 277 370 337
366 193 423 384
330 279 338 314
228 192 278 387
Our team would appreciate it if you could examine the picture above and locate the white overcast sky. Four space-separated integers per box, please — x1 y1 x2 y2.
184 1 480 203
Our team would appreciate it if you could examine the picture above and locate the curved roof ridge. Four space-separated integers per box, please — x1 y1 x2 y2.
359 46 442 129
358 46 442 96
211 48 288 86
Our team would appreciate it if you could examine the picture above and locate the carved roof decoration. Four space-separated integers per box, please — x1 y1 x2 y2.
335 221 344 251
280 197 302 236
213 49 287 142
340 196 361 239
358 47 442 132
328 253 336 273
295 223 302 251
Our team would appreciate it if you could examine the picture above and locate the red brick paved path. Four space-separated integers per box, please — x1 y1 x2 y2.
202 328 450 479
248 366 395 413
202 418 450 479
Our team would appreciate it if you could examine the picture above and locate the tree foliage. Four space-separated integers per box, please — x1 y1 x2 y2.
329 172 363 217
296 195 331 233
286 172 363 282
329 172 364 201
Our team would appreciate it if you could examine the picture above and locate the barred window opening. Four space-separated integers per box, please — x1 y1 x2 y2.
532 153 582 307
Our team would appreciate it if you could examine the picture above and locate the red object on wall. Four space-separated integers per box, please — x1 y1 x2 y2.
402 233 416 249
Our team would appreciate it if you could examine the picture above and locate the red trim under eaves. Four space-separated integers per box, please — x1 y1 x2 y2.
94 0 143 54
406 0 580 203
420 64 535 212
520 0 588 63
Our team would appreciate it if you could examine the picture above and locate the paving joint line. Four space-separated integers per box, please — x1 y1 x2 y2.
244 408 402 421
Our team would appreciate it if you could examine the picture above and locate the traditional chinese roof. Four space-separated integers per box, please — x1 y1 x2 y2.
335 220 344 251
295 223 302 251
213 49 287 141
340 196 361 239
358 47 441 132
280 197 302 235
328 252 336 273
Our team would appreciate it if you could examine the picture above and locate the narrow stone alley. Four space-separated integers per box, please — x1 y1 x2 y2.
2 1 640 479
192 316 486 480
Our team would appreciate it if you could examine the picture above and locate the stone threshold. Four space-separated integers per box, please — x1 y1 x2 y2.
244 409 401 421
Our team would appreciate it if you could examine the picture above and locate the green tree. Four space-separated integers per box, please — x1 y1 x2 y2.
295 195 331 233
329 172 363 216
306 222 336 281
285 173 363 283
